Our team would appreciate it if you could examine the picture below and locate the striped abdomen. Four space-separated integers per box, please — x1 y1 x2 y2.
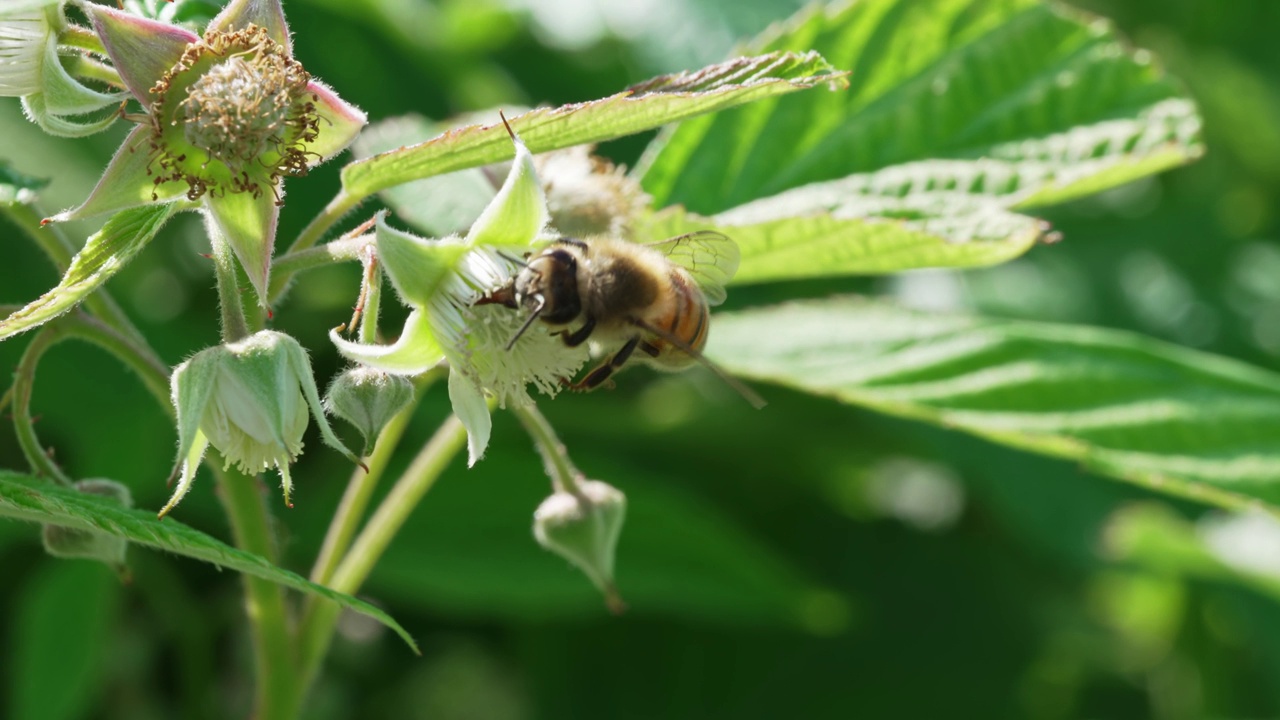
644 268 709 369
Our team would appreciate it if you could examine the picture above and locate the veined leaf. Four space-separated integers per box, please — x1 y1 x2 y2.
637 198 1047 283
0 472 418 652
708 298 1280 510
0 204 179 341
340 51 847 199
639 0 1202 215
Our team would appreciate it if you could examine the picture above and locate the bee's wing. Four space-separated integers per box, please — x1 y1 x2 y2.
645 231 739 306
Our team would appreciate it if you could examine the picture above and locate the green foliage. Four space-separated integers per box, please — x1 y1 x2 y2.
710 297 1280 507
0 472 416 650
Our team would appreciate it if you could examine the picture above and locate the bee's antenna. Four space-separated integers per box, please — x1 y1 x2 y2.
634 321 766 409
505 295 546 351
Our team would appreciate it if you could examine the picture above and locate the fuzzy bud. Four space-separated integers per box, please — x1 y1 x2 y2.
533 480 627 613
324 366 415 454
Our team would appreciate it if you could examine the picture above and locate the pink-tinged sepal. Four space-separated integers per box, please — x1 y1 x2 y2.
204 187 280 306
208 0 291 53
83 3 197 104
305 79 367 164
46 125 186 223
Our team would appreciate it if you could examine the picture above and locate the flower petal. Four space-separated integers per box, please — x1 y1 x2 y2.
330 309 445 376
304 79 366 164
46 125 187 222
376 218 467 306
465 124 548 248
448 369 491 467
204 188 279 305
208 0 291 54
84 4 198 104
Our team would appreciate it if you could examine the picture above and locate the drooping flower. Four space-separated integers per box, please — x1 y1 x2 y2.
46 0 366 303
332 124 590 465
164 330 360 518
1 0 124 136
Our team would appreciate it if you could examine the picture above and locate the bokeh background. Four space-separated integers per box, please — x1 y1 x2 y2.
3 0 1280 718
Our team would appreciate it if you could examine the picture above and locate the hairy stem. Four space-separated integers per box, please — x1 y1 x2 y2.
282 188 363 267
58 24 107 55
8 312 172 485
208 222 250 343
294 413 468 705
267 233 370 304
214 463 300 720
65 55 126 90
513 402 584 494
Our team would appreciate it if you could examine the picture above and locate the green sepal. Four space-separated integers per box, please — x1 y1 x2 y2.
465 126 548 248
330 309 446 376
162 347 221 518
375 217 468 306
533 480 627 613
448 368 491 467
324 367 415 455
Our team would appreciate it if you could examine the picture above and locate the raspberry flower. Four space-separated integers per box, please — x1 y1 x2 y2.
47 0 366 302
1 0 124 136
332 125 589 465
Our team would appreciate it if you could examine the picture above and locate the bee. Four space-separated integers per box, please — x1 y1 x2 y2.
483 232 766 408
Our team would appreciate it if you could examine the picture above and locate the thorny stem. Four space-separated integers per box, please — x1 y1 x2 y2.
214 463 301 720
8 312 172 486
208 223 251 343
294 412 470 706
513 402 584 495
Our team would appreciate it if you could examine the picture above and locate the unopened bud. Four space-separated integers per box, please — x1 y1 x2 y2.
533 480 626 613
325 366 415 454
42 479 132 568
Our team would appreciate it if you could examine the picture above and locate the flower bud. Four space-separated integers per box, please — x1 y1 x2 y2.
42 479 132 568
535 145 649 238
533 480 626 613
324 366 415 454
163 330 360 517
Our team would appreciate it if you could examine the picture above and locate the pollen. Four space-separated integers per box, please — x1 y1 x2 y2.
146 25 319 200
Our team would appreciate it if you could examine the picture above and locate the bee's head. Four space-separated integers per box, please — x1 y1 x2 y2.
505 241 585 349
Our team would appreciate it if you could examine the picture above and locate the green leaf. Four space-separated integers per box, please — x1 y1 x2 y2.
340 51 847 199
7 562 119 720
0 204 179 341
639 0 1202 215
637 201 1046 283
707 298 1280 510
0 472 418 652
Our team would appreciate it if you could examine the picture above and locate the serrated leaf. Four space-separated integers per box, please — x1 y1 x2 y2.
341 51 847 199
639 0 1202 216
637 198 1046 283
0 472 418 652
708 298 1280 510
0 204 179 341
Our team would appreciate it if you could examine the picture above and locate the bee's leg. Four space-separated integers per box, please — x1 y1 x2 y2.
559 316 596 348
570 335 641 391
639 340 661 358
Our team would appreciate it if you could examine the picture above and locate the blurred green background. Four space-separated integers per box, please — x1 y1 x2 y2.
3 0 1280 718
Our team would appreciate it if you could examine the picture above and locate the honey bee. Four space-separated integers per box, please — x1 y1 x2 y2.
483 232 766 408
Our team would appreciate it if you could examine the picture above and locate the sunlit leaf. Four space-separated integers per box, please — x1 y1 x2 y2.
0 204 179 341
0 472 418 652
709 298 1280 510
341 51 847 199
639 0 1202 215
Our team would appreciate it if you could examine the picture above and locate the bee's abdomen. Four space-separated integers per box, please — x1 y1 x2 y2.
647 270 708 369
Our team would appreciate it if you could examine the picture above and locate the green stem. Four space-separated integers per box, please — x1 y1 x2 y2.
209 223 251 343
2 202 157 359
358 250 382 345
59 24 107 55
281 188 363 269
307 371 438 589
8 312 173 485
294 413 468 705
513 403 584 494
214 463 300 720
65 55 126 90
267 233 370 305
